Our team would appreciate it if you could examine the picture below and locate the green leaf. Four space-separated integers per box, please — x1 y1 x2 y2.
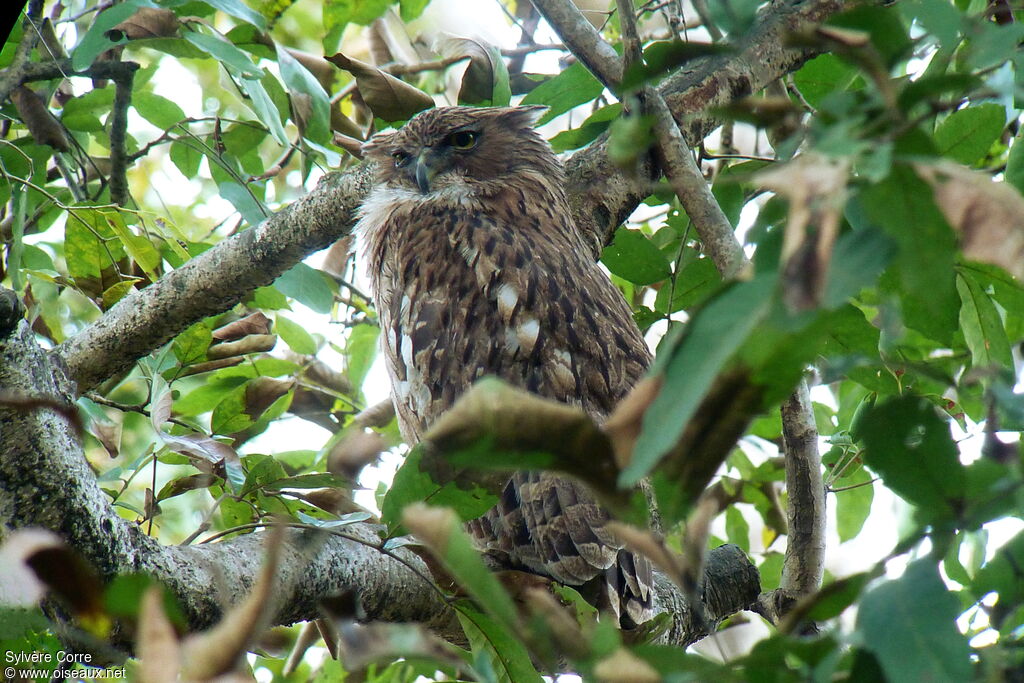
132 92 186 130
856 559 971 683
822 227 895 309
724 507 750 553
323 0 390 35
1005 130 1024 196
625 275 775 484
858 165 958 343
218 181 267 227
275 314 318 355
239 75 289 145
521 62 604 126
934 103 1005 166
380 448 497 532
276 45 332 144
204 0 267 30
71 2 138 70
835 467 874 543
172 322 212 365
956 271 1013 371
170 140 202 178
457 605 543 683
183 29 264 78
106 219 162 280
550 103 622 153
794 54 857 109
972 531 1024 626
859 395 965 522
898 0 963 46
601 228 672 286
654 256 722 315
211 384 254 434
828 5 913 67
399 0 430 21
345 323 379 390
62 87 115 132
274 263 335 314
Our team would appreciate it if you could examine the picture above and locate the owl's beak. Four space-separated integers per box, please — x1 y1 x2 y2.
413 150 442 194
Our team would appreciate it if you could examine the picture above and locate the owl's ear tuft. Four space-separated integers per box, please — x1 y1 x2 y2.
361 131 393 159
500 105 549 128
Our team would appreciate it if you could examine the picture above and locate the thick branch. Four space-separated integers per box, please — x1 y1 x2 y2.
52 0 843 395
3 305 758 647
56 165 374 393
1 313 455 639
564 0 845 254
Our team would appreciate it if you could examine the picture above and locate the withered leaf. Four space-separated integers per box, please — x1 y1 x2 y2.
326 52 434 122
916 161 1024 279
12 85 69 151
106 7 180 41
212 311 272 342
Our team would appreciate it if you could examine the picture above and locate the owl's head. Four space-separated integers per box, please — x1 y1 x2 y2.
362 106 562 195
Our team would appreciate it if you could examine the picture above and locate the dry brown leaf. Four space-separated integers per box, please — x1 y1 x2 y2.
756 154 849 309
522 587 589 658
326 52 434 122
401 502 457 555
138 587 182 683
593 647 661 683
180 523 285 679
106 7 180 40
206 333 277 360
328 429 385 479
915 160 1024 279
180 357 245 377
437 35 501 105
604 376 663 470
212 312 272 342
11 85 69 151
243 377 295 419
91 418 122 458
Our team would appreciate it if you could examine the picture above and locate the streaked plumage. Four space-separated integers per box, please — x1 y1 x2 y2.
357 106 652 626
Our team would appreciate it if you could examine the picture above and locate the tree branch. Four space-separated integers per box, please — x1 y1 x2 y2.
55 165 374 393
564 0 845 254
1 310 456 638
3 304 758 648
778 380 826 594
52 0 844 395
530 0 623 90
646 88 747 278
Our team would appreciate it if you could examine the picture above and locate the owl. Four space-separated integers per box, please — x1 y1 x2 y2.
357 106 653 627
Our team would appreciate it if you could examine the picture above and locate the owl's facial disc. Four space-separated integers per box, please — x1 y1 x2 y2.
407 127 480 194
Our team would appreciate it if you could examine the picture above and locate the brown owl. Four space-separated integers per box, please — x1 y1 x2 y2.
357 105 653 627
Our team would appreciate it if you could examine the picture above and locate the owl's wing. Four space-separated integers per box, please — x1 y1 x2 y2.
467 471 653 626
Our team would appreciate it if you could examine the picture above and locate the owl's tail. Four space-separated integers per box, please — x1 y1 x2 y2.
603 548 654 629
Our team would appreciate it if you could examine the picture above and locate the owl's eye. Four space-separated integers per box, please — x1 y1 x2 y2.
447 130 478 150
392 151 411 167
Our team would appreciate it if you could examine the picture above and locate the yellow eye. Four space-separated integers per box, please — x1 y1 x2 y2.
448 130 478 150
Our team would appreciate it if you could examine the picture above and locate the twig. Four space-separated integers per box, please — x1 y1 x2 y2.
616 0 644 71
84 391 195 430
778 379 825 597
108 68 134 206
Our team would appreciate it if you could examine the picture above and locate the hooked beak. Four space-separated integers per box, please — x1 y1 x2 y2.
412 149 442 194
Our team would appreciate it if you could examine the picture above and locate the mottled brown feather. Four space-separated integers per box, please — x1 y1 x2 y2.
357 106 653 626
